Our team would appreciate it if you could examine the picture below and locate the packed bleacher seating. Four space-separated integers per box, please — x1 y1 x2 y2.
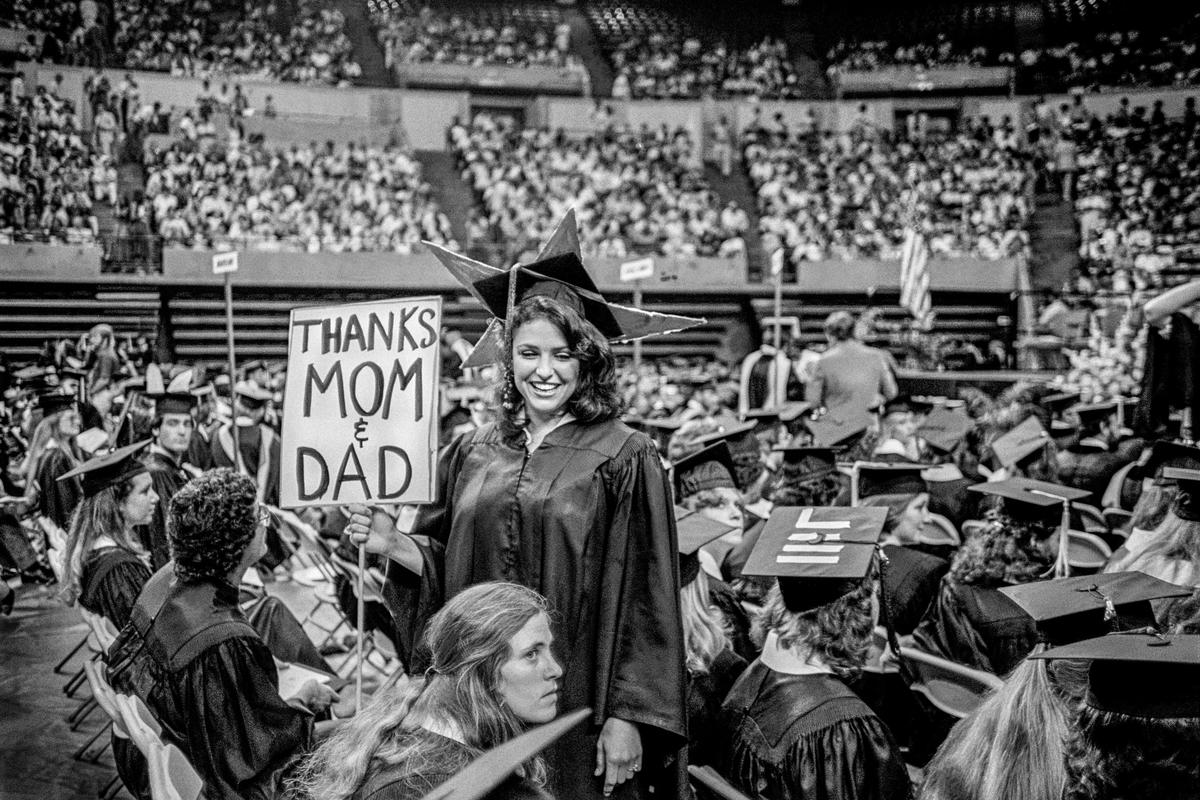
111 0 361 84
588 2 805 99
0 81 106 245
449 113 749 259
369 0 577 70
1 0 99 65
140 135 454 252
744 115 1032 262
1019 21 1200 91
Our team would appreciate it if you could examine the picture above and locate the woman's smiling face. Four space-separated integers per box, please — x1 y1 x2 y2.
511 317 580 424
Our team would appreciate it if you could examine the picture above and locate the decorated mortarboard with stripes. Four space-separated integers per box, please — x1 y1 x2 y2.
1029 633 1200 720
419 708 590 800
742 506 887 613
803 409 874 448
675 506 738 586
919 406 973 453
58 440 150 497
990 415 1051 468
1001 571 1192 648
423 210 704 369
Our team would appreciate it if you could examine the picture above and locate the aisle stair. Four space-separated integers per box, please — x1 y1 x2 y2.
1027 190 1080 291
330 0 394 87
414 150 474 249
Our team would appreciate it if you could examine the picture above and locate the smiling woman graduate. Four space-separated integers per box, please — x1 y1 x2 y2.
347 212 703 800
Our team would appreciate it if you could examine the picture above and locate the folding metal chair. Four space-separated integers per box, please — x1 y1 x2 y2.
1067 530 1114 572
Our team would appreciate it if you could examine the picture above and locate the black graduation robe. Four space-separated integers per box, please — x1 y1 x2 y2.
139 449 192 570
716 661 912 800
382 419 687 800
687 647 747 768
106 566 313 800
710 575 756 662
35 446 81 530
882 544 950 636
1056 445 1127 508
911 577 1038 677
79 546 151 630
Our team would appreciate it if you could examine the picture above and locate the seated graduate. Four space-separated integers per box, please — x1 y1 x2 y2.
919 571 1192 800
1055 402 1130 508
106 468 340 800
1041 633 1200 800
873 396 925 462
715 505 912 800
913 478 1089 676
1104 441 1197 573
290 581 561 800
1105 465 1200 591
57 441 157 629
855 463 950 636
674 509 749 768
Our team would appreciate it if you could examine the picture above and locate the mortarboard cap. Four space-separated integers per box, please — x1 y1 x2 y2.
919 407 973 453
970 477 1089 524
624 416 682 451
742 506 887 613
242 359 269 374
692 421 761 492
803 410 874 448
675 506 737 586
882 395 934 417
1130 441 1200 483
235 380 273 407
672 441 737 499
1161 466 1200 521
425 211 703 368
990 416 1051 468
692 420 757 449
145 365 198 416
37 390 78 416
856 462 929 499
1070 401 1118 427
58 440 151 497
777 401 815 423
1029 633 1200 719
1040 391 1081 416
742 408 781 434
419 707 591 800
1000 571 1192 647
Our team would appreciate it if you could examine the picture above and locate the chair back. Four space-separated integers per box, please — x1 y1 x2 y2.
1074 503 1110 536
151 743 204 800
920 514 961 547
82 660 128 739
900 645 1003 719
688 765 753 800
1101 508 1133 539
80 607 120 653
1067 530 1113 571
330 554 387 603
1100 461 1136 509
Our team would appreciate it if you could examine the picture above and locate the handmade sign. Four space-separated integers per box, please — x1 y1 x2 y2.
279 296 442 508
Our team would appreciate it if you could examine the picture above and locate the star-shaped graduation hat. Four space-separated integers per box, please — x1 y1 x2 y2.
144 365 198 416
423 210 704 368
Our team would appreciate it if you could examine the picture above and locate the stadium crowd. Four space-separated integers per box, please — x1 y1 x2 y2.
450 113 750 259
745 115 1032 262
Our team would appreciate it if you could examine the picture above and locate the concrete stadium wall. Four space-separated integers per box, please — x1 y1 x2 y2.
0 242 103 279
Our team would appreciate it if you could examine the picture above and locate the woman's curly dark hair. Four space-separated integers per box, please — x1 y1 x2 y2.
948 509 1056 587
752 576 875 681
495 295 622 442
1064 703 1200 800
766 470 847 507
169 468 258 583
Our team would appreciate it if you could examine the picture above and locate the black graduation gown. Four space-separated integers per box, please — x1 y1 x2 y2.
1135 312 1200 438
881 544 950 637
79 546 151 630
138 450 191 570
1056 445 1126 508
710 576 756 662
382 419 687 800
717 661 913 800
911 577 1037 676
106 567 313 800
35 447 81 530
686 647 747 768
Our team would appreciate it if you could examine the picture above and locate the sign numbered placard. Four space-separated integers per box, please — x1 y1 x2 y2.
212 251 239 275
279 296 442 508
619 257 655 283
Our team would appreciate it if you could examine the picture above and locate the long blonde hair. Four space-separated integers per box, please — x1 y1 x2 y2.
1133 511 1200 568
58 480 145 607
919 654 1087 800
680 570 731 675
23 410 80 490
291 582 551 800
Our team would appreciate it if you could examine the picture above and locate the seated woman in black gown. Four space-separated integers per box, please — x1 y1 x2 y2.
674 509 748 769
57 441 157 629
715 506 912 800
913 478 1083 676
291 581 561 800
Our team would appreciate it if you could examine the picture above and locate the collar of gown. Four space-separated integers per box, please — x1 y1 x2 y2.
522 413 577 452
759 631 833 676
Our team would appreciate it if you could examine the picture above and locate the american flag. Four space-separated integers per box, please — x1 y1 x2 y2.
899 226 932 329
